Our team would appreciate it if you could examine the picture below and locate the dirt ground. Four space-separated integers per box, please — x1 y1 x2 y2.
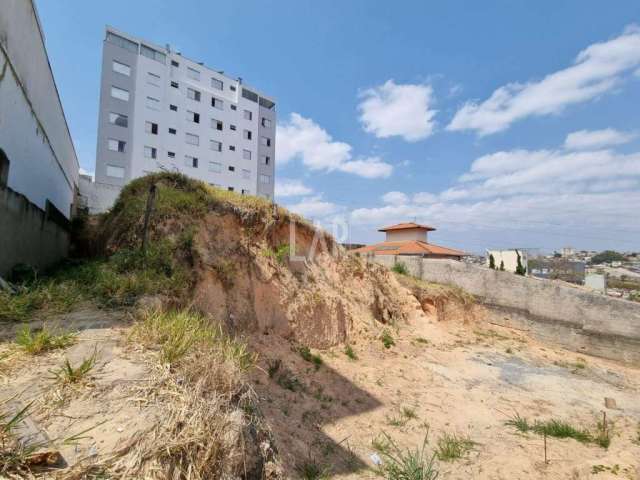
249 304 640 479
2 301 639 479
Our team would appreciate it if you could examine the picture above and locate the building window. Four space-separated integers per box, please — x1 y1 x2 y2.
168 151 175 158
211 78 223 90
210 140 222 152
211 118 223 131
228 166 235 172
242 88 258 103
106 32 138 53
230 125 236 131
229 145 236 151
230 105 237 111
243 149 251 160
144 146 157 159
107 138 126 152
244 110 252 121
112 60 131 76
243 130 252 140
187 88 201 102
262 117 272 128
168 128 176 134
260 155 270 165
187 67 200 80
185 133 199 146
146 96 160 110
260 136 271 147
108 112 128 127
186 110 200 123
106 165 125 178
259 174 271 184
110 86 129 102
147 72 161 86
171 81 179 89
230 85 237 92
185 156 198 168
242 169 251 179
145 121 158 135
211 97 223 110
170 104 178 111
171 60 179 67
228 187 234 192
209 161 222 173
140 44 166 64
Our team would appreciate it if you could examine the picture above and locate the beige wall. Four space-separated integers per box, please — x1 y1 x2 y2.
365 254 640 366
385 229 428 242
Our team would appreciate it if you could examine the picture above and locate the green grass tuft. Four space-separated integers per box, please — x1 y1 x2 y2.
51 349 98 385
380 329 395 349
435 432 474 461
505 413 611 448
298 345 323 369
15 325 76 355
344 344 358 360
391 262 409 275
376 432 438 480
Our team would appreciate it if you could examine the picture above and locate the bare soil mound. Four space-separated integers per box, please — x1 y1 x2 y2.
97 172 414 347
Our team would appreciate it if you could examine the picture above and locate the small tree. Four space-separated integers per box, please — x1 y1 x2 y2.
515 250 527 276
499 260 505 271
489 254 496 270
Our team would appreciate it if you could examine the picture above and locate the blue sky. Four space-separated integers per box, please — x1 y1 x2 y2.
37 1 640 253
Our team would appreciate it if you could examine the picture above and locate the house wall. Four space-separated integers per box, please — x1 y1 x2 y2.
366 254 640 366
486 249 528 273
385 229 428 242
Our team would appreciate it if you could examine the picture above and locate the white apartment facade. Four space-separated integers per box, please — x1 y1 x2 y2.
90 27 276 212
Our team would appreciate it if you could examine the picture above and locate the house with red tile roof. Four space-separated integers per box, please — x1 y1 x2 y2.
352 222 465 260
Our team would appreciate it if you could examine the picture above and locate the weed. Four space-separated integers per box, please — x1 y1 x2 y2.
392 262 409 275
51 349 98 385
274 368 304 392
435 432 474 461
386 410 409 427
267 358 282 378
376 432 439 480
264 243 291 264
298 345 323 369
295 456 330 480
505 413 530 433
0 400 44 475
402 406 418 420
15 325 75 355
380 330 395 349
414 337 430 345
505 347 513 354
372 434 392 454
344 344 358 360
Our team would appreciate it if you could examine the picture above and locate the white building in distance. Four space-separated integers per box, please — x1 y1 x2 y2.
86 27 276 213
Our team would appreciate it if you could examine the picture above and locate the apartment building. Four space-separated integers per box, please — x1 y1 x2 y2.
90 27 276 212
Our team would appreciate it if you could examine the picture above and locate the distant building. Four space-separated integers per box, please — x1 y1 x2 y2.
352 222 465 260
83 27 276 213
561 246 575 258
0 0 79 276
486 249 529 274
529 258 586 284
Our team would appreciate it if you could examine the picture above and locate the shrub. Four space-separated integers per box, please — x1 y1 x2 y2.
298 345 323 369
392 262 409 275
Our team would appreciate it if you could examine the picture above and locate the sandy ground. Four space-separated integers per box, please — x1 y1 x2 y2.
2 304 639 479
249 307 640 479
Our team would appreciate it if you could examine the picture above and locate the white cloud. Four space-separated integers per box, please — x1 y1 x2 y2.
358 80 437 141
349 138 640 249
277 113 393 178
339 157 393 179
275 178 313 197
286 196 340 218
564 128 637 150
382 191 409 204
79 168 94 179
447 25 640 136
413 192 438 204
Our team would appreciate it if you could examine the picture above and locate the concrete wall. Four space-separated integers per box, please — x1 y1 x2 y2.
385 229 428 242
0 0 79 218
366 255 640 365
0 186 69 276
